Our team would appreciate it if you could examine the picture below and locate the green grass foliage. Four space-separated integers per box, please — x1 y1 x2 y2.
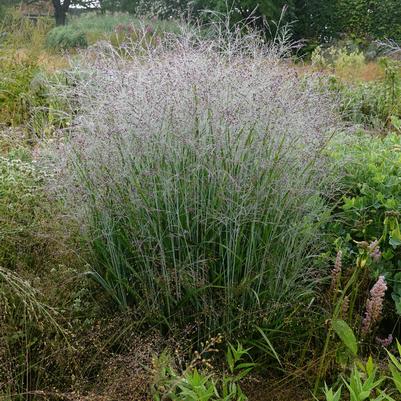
84 124 329 334
46 25 88 50
0 57 69 132
68 13 180 35
0 8 71 130
0 57 43 126
0 11 53 50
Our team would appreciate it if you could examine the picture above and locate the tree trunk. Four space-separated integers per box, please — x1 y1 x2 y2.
52 0 71 26
54 5 66 25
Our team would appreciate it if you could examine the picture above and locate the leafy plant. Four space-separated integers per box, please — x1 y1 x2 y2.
323 351 401 401
315 246 390 393
152 342 254 401
314 262 362 393
323 383 342 401
343 363 384 401
386 340 401 393
329 132 401 315
312 45 366 80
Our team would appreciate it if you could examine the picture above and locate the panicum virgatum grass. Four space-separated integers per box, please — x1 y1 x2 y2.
53 22 342 342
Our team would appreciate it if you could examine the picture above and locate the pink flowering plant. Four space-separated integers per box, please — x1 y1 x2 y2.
316 243 394 392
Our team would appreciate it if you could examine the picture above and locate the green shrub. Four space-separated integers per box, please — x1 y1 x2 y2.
46 25 88 50
329 132 401 316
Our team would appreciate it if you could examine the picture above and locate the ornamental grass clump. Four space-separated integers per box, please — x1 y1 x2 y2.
54 22 342 340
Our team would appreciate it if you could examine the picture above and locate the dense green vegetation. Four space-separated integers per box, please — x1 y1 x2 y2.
96 0 401 43
12 0 401 44
1 3 401 401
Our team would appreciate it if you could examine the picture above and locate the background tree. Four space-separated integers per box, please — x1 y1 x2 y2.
0 0 15 20
19 0 98 26
52 0 70 25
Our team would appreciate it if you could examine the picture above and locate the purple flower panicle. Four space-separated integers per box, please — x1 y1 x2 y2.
361 276 387 336
368 240 381 263
330 250 342 291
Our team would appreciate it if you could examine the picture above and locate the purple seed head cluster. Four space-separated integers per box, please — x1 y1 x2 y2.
330 250 342 291
376 334 393 347
52 22 342 221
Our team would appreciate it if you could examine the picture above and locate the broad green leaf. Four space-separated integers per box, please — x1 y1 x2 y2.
332 319 358 356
